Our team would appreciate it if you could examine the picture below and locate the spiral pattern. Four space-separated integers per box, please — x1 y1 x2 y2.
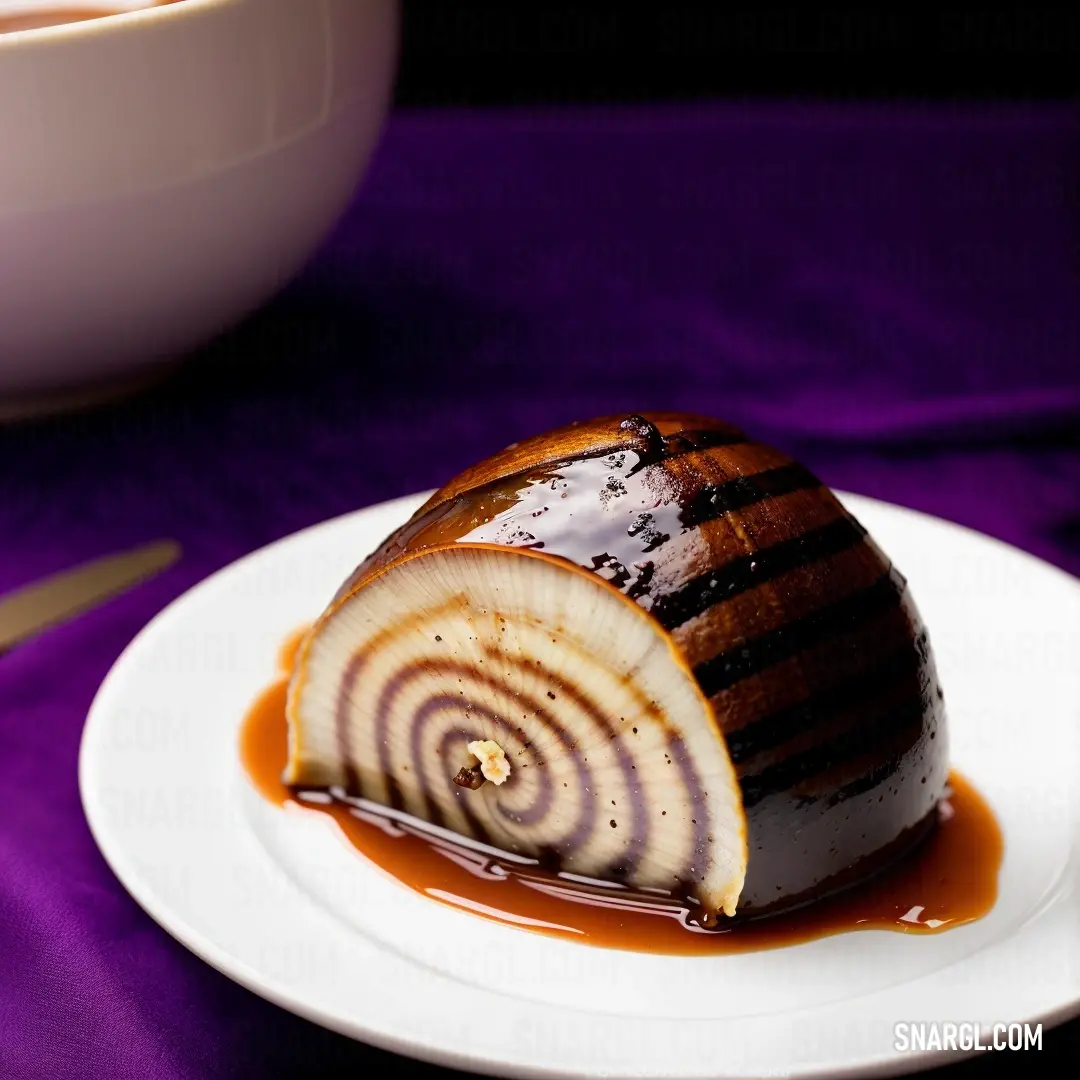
289 543 747 914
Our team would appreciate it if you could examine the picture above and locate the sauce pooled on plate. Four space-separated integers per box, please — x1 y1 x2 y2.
239 629 1003 956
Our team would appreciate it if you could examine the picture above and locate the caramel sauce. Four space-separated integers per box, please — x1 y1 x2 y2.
0 1 181 35
241 629 1003 955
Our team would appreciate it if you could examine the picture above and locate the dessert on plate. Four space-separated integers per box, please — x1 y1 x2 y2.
283 412 948 925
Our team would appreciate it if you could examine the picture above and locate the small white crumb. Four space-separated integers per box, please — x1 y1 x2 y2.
467 739 511 785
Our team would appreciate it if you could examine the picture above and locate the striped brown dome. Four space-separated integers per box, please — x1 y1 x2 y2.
285 412 948 920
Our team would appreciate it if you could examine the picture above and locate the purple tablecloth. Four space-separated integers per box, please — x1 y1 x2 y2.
2 103 1078 1078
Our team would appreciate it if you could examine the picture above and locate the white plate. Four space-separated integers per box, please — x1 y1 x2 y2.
80 490 1080 1079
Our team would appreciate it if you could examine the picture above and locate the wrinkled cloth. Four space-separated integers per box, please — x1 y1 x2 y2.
1 103 1078 1079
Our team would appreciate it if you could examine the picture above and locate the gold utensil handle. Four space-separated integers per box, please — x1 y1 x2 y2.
0 539 182 654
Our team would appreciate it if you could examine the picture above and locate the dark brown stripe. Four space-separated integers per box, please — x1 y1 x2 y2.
738 694 927 808
724 636 927 765
619 416 748 474
476 427 750 497
678 462 821 530
652 515 868 631
661 428 749 458
693 568 907 698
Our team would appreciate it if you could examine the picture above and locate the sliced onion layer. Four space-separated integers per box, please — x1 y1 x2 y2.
286 544 748 918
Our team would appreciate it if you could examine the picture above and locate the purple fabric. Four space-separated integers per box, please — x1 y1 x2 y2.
2 103 1078 1078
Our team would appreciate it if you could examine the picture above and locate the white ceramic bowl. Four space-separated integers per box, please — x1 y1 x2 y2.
0 0 399 412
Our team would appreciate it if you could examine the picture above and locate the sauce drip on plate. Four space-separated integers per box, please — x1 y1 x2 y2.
240 630 1003 955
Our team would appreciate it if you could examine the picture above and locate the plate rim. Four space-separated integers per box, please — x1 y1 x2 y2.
78 488 1080 1080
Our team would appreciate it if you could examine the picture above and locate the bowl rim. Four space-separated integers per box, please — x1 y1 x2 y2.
0 0 226 48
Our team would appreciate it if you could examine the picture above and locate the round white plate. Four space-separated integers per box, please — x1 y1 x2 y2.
80 491 1080 1079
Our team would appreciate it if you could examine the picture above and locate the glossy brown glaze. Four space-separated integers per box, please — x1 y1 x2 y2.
0 1 180 35
243 642 1001 954
320 413 948 915
412 412 747 518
